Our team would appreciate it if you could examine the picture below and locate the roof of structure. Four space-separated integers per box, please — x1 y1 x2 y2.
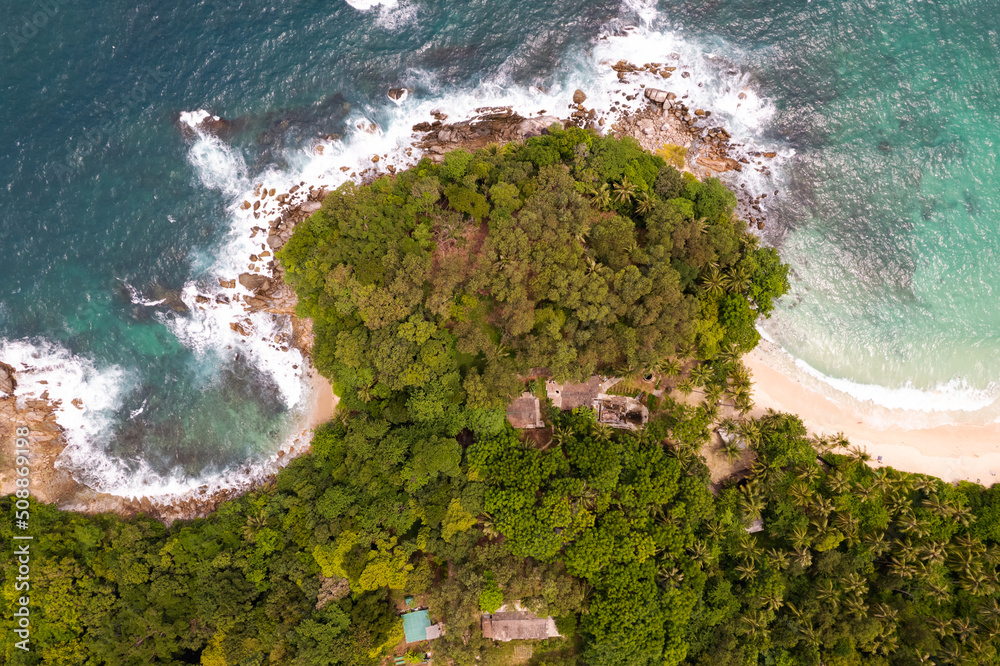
481 611 560 642
546 376 607 411
506 392 543 429
402 610 431 643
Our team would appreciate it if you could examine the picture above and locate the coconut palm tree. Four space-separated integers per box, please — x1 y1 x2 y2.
652 357 682 379
766 547 790 570
689 362 713 388
589 183 612 210
701 266 726 298
634 191 655 215
789 523 811 549
864 530 889 556
676 380 694 396
612 177 636 204
928 616 953 639
792 546 813 569
725 265 753 294
952 617 975 642
735 560 757 581
762 592 784 612
688 540 714 567
722 438 742 463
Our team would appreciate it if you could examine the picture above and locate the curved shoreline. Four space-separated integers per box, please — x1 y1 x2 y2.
747 340 1000 487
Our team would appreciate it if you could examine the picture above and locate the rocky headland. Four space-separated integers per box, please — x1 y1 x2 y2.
1 66 779 523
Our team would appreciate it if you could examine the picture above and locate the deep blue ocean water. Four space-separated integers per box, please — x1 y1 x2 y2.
2 0 998 495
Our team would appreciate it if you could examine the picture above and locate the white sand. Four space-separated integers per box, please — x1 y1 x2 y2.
745 341 1000 487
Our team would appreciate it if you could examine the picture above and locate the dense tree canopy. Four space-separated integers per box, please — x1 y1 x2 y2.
15 130 1000 666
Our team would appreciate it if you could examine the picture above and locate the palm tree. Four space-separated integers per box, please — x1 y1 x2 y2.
725 265 752 294
952 617 975 642
864 530 888 556
652 357 682 379
590 421 613 443
929 615 953 639
676 380 694 396
766 547 790 570
634 191 655 215
688 540 714 567
797 620 820 646
761 593 784 612
589 183 612 210
656 565 684 589
735 560 757 581
701 266 727 298
847 444 872 463
815 579 839 608
792 546 813 569
689 362 713 388
789 523 811 549
844 595 867 618
872 602 898 625
719 342 742 365
722 438 742 463
612 177 636 204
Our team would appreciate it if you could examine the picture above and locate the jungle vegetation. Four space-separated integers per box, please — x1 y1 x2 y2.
4 129 999 666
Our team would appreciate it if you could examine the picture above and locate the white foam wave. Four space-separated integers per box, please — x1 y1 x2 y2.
792 356 998 414
343 0 396 10
119 279 166 307
186 131 249 196
178 109 220 128
0 338 130 457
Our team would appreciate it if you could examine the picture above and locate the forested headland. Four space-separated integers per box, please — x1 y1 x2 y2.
6 129 1000 666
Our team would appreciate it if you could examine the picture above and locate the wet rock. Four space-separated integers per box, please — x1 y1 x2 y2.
300 201 322 213
195 295 210 304
0 361 16 395
219 278 236 289
387 88 408 102
238 273 270 291
573 89 587 104
230 321 250 336
695 109 706 116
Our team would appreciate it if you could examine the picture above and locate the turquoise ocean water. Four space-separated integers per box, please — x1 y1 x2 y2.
1 0 997 495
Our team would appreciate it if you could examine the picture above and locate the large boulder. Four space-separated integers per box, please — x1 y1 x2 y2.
573 89 587 104
644 88 669 105
238 273 271 291
300 201 322 213
518 116 561 138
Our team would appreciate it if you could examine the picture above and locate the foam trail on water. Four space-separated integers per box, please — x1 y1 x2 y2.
342 0 397 10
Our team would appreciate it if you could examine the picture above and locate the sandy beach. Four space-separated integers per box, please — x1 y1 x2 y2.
307 368 338 429
746 340 1000 486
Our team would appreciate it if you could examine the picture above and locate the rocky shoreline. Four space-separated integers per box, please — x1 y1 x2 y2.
1 67 780 524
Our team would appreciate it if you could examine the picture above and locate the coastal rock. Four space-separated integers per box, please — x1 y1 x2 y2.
0 361 16 396
300 201 322 213
219 278 236 289
238 273 270 291
573 89 587 104
387 88 408 103
644 88 669 105
518 116 560 138
696 156 742 173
